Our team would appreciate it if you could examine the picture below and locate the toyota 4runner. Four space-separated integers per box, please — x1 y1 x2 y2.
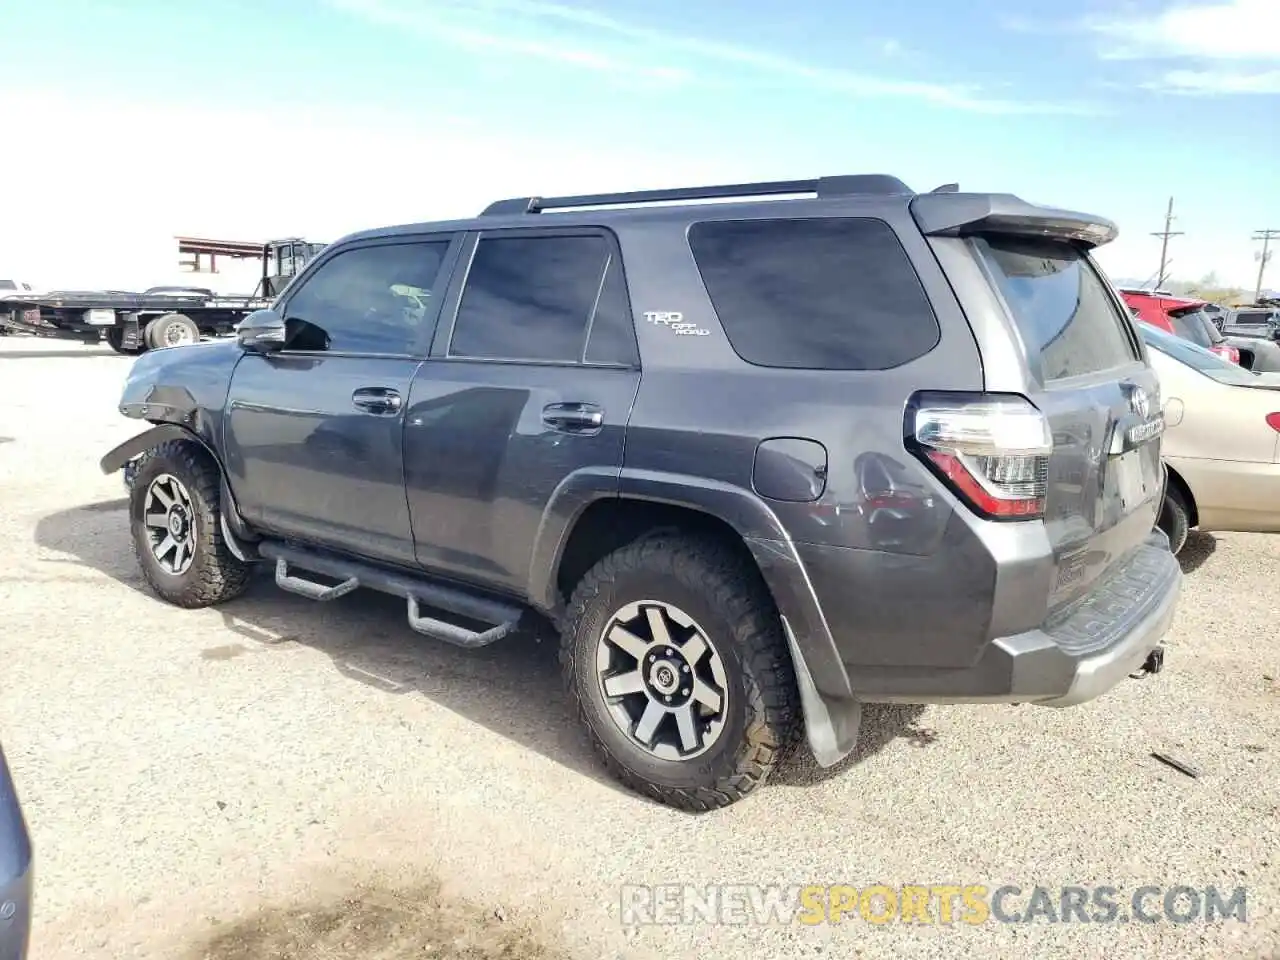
101 174 1181 811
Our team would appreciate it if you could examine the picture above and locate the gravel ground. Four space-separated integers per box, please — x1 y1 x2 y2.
0 335 1277 960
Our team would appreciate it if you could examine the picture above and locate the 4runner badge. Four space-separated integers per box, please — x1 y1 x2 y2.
644 311 709 336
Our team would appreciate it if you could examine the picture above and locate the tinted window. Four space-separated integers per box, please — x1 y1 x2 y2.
450 234 610 362
0 281 15 291
974 236 1138 381
688 217 940 370
283 240 452 354
1169 309 1219 347
584 257 639 366
1234 310 1276 326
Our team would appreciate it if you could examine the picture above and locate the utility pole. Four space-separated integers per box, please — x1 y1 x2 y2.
1151 196 1183 289
1254 229 1279 302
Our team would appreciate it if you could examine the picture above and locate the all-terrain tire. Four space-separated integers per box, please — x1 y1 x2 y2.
1157 486 1190 556
560 531 801 812
129 440 252 608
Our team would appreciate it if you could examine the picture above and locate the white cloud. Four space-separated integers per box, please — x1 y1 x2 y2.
1145 67 1280 93
0 89 730 290
328 0 1099 115
1087 0 1280 61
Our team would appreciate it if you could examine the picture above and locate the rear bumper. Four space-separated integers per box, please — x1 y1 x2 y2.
847 532 1181 706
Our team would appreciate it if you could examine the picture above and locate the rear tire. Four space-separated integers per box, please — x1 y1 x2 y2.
129 440 251 608
1158 486 1190 555
144 313 200 349
560 531 801 811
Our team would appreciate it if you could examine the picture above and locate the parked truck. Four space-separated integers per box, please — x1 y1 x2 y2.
0 238 324 353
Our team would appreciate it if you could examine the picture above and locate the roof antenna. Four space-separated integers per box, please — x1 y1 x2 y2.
930 182 960 193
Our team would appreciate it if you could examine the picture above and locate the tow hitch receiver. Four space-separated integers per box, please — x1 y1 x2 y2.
1133 645 1165 679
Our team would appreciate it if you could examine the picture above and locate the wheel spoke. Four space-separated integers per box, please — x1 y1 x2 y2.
603 670 645 699
150 485 176 510
633 700 665 745
674 704 700 753
645 606 673 647
144 511 169 528
682 633 707 665
155 534 178 562
173 540 189 571
691 679 722 712
607 625 649 660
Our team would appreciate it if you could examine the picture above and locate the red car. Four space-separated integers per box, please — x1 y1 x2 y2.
1120 288 1241 365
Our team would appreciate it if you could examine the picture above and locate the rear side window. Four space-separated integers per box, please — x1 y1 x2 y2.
687 217 941 370
974 236 1139 381
0 281 15 291
449 234 625 364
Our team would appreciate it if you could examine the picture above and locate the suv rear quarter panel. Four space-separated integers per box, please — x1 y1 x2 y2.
617 200 1005 672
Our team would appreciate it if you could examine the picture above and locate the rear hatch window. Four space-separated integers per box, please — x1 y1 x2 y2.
973 236 1140 381
1168 307 1221 347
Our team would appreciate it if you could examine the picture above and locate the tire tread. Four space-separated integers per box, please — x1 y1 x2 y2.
560 531 800 812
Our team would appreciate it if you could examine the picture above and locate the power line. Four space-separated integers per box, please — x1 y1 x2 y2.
1150 196 1184 288
1253 229 1280 303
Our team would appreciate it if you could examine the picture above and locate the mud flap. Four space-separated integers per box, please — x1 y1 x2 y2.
120 312 143 351
782 616 862 767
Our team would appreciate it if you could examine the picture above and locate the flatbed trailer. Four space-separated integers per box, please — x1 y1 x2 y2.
0 237 324 353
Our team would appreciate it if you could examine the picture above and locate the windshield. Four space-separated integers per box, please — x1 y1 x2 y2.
1140 323 1258 381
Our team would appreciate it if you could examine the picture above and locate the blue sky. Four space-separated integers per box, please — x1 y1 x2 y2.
2 0 1277 290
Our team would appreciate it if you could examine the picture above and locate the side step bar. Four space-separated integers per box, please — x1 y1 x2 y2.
257 542 524 649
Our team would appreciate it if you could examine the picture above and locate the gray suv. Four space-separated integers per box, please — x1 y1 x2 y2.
101 174 1181 810
0 746 31 960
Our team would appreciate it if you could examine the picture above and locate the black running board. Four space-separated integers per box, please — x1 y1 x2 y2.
257 541 523 649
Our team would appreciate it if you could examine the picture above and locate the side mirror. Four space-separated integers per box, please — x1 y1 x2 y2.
237 309 286 353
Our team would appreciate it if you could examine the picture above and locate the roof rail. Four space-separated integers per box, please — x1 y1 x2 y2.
480 174 914 216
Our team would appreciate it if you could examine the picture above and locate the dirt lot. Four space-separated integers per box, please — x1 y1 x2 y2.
1 336 1278 960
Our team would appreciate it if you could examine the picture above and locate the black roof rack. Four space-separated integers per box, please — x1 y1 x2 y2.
481 174 915 216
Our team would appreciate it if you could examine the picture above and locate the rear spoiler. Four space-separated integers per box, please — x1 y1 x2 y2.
908 192 1118 248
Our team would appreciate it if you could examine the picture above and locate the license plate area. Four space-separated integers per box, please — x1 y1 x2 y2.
1111 449 1153 512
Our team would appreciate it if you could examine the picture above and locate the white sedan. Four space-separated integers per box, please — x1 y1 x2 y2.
1143 324 1280 553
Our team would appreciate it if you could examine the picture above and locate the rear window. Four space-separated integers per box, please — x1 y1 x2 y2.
687 217 941 370
1169 308 1220 347
974 236 1139 381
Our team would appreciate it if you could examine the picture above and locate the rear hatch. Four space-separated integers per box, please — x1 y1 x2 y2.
909 194 1166 614
971 234 1164 610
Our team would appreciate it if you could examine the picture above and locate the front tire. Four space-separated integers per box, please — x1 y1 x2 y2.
129 441 251 608
560 532 800 811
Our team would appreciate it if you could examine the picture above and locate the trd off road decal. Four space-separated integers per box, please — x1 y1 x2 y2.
643 311 709 336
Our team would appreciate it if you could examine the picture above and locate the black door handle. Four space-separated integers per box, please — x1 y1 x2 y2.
542 402 604 433
352 387 402 415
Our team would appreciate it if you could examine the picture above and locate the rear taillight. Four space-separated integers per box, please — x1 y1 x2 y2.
1266 413 1280 433
908 393 1052 521
1211 344 1242 365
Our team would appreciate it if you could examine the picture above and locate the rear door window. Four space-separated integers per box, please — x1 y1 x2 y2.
973 236 1139 381
687 217 941 370
448 233 616 364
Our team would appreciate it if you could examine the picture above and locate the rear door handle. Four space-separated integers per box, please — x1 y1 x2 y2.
542 401 604 433
352 387 402 415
